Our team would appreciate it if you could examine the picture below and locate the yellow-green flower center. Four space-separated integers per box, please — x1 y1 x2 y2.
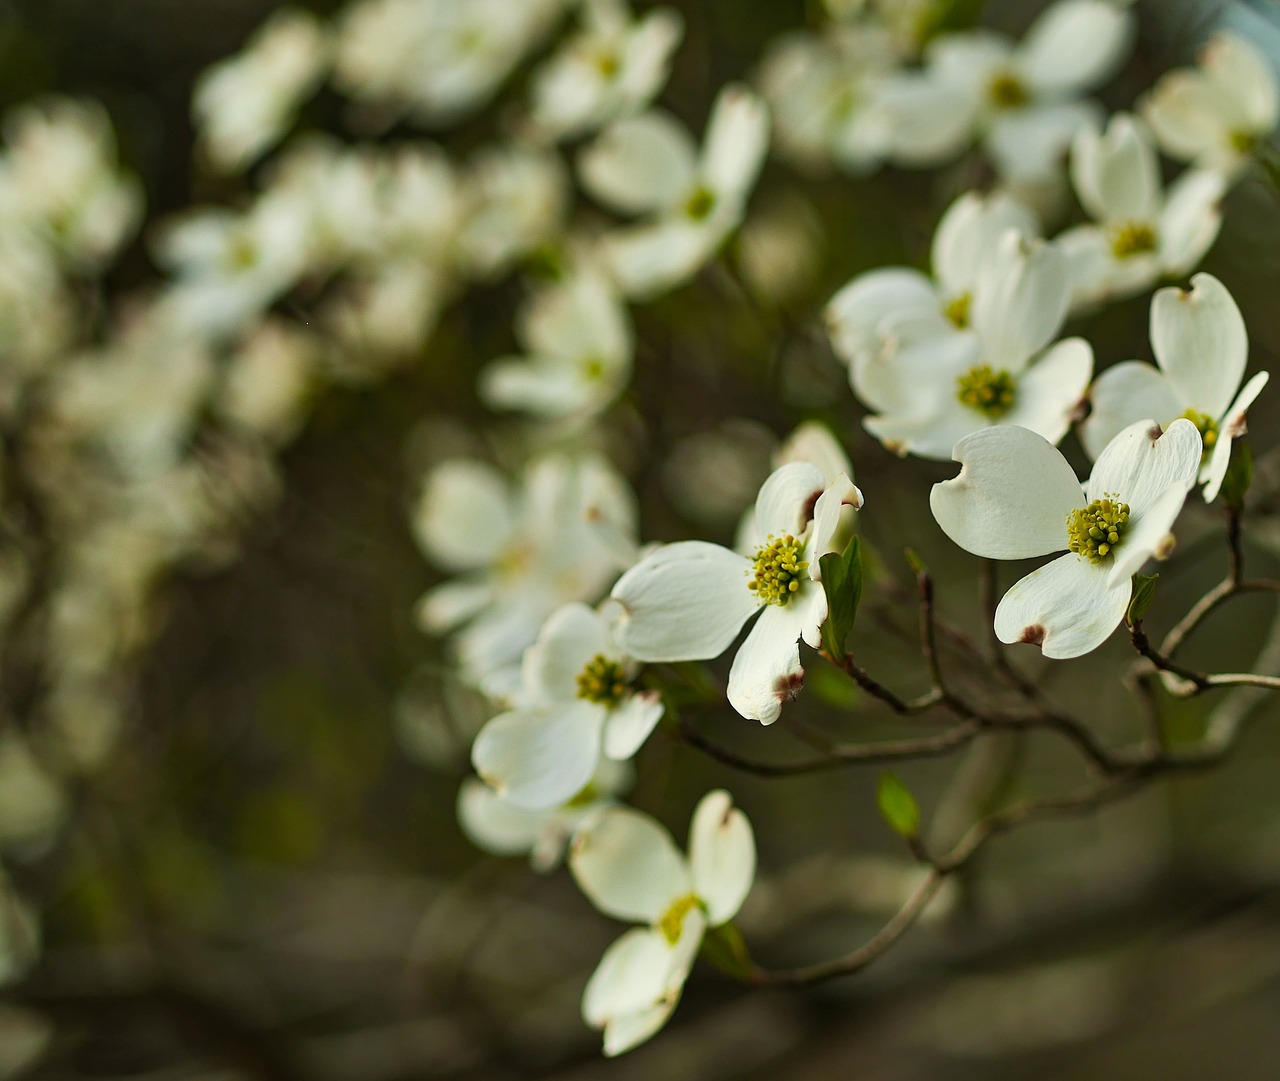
1179 407 1219 454
1110 222 1158 259
748 534 809 606
1066 497 1130 563
576 654 628 707
943 292 971 329
988 71 1029 109
565 782 600 809
1230 129 1259 155
658 893 702 945
956 364 1016 418
593 48 620 78
684 185 717 221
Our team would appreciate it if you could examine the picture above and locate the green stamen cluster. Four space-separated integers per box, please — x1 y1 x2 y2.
658 893 702 945
684 186 717 221
956 364 1017 418
748 534 809 606
1230 129 1259 155
593 49 620 78
988 71 1029 108
1109 222 1158 259
1066 497 1130 563
943 292 971 329
576 654 628 707
1178 407 1219 452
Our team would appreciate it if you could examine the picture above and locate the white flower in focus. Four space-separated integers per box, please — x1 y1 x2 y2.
827 190 1039 384
457 758 631 872
922 0 1135 185
931 419 1202 659
853 230 1092 460
611 462 862 724
193 8 331 173
530 0 683 141
580 85 769 298
1058 114 1225 309
479 268 632 421
471 602 663 810
1082 273 1268 503
570 789 755 1056
1142 31 1278 178
414 453 638 695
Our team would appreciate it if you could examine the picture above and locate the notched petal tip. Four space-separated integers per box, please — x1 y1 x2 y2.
773 670 804 704
1017 624 1047 647
1154 532 1176 559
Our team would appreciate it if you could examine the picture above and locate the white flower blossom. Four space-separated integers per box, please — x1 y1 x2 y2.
569 789 755 1056
471 602 663 810
852 230 1092 460
1058 113 1225 308
931 419 1202 658
611 462 862 724
580 85 769 298
1082 273 1268 503
1142 31 1278 178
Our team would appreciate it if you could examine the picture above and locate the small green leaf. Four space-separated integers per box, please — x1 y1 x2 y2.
1126 573 1159 627
1219 440 1253 509
903 547 928 575
877 772 920 838
819 535 863 663
700 921 756 982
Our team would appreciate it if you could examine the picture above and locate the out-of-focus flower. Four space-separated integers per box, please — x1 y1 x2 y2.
193 8 332 173
479 267 632 421
931 419 1201 658
0 99 142 269
569 789 755 1056
1082 273 1268 503
1142 31 1278 178
529 0 683 141
216 318 319 444
334 0 566 125
1058 114 1224 308
611 463 861 723
580 85 769 298
853 231 1092 460
413 453 638 696
0 735 67 857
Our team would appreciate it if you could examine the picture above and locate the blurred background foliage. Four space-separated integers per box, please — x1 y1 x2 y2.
2 0 1280 1078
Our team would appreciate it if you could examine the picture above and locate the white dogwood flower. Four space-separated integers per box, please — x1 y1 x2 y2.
529 0 683 141
1058 113 1224 308
570 790 755 1056
479 267 632 421
1082 273 1268 503
931 419 1202 659
471 602 663 810
854 230 1092 460
611 462 862 724
580 85 769 298
827 190 1039 386
1142 31 1278 178
193 8 331 173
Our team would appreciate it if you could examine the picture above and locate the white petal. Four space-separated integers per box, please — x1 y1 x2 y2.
479 354 616 417
523 602 615 704
413 460 514 571
570 806 691 923
880 71 979 166
603 692 665 760
579 111 696 214
1109 482 1191 585
1070 113 1160 224
809 473 863 565
931 191 1039 298
1020 0 1134 97
725 587 825 725
986 100 1099 183
415 578 492 633
688 790 755 925
1080 361 1184 460
824 267 939 368
1142 73 1234 167
1203 31 1279 132
699 84 769 202
1057 223 1111 309
1203 370 1269 502
1150 273 1246 421
471 702 603 811
994 552 1131 659
864 401 987 462
971 232 1070 373
600 218 718 299
854 328 979 419
584 928 679 1027
1000 336 1093 446
456 779 544 857
1157 169 1224 276
1085 417 1202 516
930 425 1083 559
602 1002 678 1057
753 461 826 539
610 541 757 662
